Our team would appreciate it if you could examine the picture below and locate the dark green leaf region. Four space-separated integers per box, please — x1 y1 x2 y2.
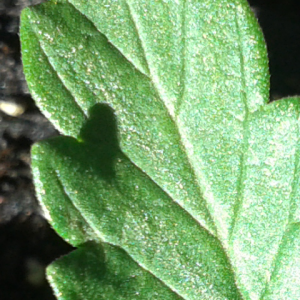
20 0 300 299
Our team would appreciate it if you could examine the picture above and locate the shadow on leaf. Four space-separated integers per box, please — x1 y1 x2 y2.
48 103 121 184
78 103 120 183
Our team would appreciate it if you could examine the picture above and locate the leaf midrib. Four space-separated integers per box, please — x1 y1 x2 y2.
228 8 250 241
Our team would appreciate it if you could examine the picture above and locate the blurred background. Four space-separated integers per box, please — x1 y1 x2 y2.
1 0 300 299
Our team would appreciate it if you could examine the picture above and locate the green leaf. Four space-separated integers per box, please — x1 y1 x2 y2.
20 0 300 299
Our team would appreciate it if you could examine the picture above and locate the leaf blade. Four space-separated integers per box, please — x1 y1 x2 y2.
21 0 300 299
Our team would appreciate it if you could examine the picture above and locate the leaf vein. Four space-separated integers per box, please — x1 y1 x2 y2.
30 12 87 121
261 100 300 298
175 0 187 116
229 7 250 240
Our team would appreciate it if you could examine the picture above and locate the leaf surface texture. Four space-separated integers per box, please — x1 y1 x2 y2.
20 0 300 299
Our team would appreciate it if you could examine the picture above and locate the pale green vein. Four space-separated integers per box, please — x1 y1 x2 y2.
288 100 300 224
29 13 88 121
229 7 251 240
260 225 288 299
174 0 187 117
122 0 169 109
52 170 94 241
261 100 300 298
122 0 151 77
66 0 151 78
261 222 300 299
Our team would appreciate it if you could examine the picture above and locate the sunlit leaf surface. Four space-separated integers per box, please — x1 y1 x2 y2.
21 0 300 299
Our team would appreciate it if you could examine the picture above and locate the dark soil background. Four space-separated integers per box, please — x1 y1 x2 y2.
0 0 300 299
